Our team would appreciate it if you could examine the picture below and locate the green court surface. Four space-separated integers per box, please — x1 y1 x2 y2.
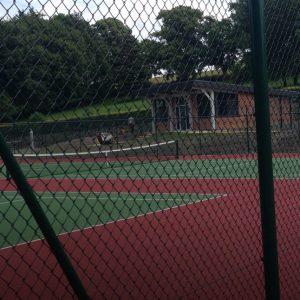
1 157 300 179
0 191 219 248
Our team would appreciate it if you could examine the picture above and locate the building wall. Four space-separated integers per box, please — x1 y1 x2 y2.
156 122 169 132
152 91 293 133
190 92 250 131
168 95 191 131
191 92 292 131
190 93 213 131
214 93 255 130
269 96 292 128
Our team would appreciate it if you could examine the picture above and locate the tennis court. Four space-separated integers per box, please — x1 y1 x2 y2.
0 191 222 247
2 150 300 180
1 142 300 299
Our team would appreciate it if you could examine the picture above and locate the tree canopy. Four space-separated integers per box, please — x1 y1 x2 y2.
0 11 109 118
0 12 149 119
93 18 149 94
205 18 239 77
0 3 299 120
229 0 300 85
152 6 208 81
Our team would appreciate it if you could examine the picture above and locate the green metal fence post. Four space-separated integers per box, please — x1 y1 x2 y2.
5 165 10 180
248 1 280 299
175 139 179 159
0 132 90 300
246 110 250 154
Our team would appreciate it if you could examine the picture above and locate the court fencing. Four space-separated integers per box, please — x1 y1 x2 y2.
1 0 300 299
2 111 300 155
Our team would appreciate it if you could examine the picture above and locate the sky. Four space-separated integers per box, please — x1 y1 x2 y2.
0 0 229 38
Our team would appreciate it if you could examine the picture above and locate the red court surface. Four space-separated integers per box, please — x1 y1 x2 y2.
0 177 300 299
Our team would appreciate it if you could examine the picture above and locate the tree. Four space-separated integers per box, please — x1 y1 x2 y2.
266 0 300 85
228 0 253 81
153 6 208 81
139 39 162 78
94 18 149 94
229 0 300 86
0 11 108 118
0 11 51 116
48 13 108 106
0 94 16 121
205 18 239 77
289 11 300 85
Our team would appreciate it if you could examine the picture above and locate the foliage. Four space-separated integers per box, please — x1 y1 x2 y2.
152 6 209 81
0 11 149 119
46 98 151 121
48 14 109 105
205 18 239 77
28 111 46 122
0 95 16 121
0 11 109 118
93 18 149 94
139 39 163 78
229 0 300 85
1 4 299 121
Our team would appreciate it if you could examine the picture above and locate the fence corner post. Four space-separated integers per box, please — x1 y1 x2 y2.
248 0 281 299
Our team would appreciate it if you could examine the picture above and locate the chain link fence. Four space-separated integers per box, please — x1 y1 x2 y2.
0 0 300 299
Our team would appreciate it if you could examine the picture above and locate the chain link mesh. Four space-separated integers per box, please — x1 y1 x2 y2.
0 0 299 299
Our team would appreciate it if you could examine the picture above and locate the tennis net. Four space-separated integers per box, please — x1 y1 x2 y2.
1 140 178 179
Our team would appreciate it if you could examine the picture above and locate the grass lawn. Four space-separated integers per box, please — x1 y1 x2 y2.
46 98 151 121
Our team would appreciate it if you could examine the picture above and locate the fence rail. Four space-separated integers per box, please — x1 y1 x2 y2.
3 112 300 155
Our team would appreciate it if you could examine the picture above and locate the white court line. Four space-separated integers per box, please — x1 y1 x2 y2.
0 193 227 251
1 191 200 195
13 140 176 157
0 191 208 205
0 199 25 205
50 174 257 180
0 195 210 205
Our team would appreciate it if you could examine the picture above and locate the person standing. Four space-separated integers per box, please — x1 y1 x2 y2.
128 116 135 134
